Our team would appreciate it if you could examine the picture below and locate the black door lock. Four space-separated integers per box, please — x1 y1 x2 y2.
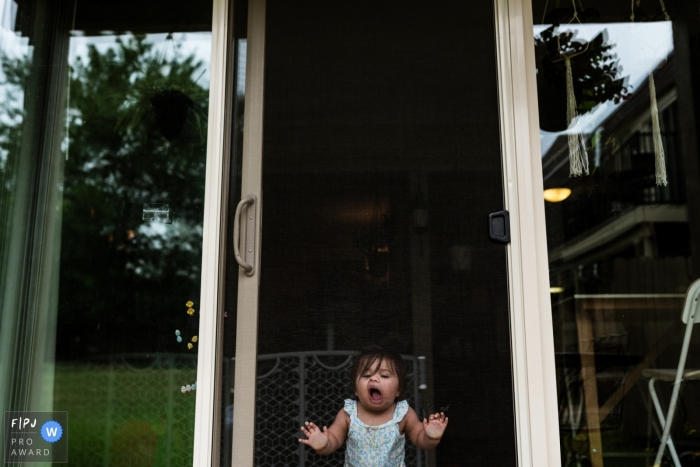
488 210 510 244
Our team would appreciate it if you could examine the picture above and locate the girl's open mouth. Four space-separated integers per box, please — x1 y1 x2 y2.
369 388 382 402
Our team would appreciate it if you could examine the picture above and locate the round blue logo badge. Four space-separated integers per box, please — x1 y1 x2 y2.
41 420 63 443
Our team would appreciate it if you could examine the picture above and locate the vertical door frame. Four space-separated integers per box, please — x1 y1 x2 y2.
494 0 561 466
230 0 266 465
193 0 235 465
213 0 564 466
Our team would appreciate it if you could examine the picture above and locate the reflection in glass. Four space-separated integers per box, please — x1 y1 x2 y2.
533 2 700 466
0 0 213 465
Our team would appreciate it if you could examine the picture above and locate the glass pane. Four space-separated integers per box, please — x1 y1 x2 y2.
220 0 247 464
249 1 516 466
0 0 213 464
531 1 700 466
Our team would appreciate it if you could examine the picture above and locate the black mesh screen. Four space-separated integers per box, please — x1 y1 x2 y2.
256 2 517 466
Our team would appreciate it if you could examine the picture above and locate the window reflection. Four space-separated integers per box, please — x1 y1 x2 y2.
534 2 700 466
58 28 211 466
0 0 213 465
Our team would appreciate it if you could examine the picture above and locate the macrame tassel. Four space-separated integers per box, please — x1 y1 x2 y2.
658 0 670 20
630 0 635 21
566 57 589 176
649 73 668 186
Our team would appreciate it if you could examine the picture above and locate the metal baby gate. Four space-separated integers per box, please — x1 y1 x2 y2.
233 351 427 467
61 351 425 467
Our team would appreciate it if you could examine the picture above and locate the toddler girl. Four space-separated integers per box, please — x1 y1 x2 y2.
299 346 448 466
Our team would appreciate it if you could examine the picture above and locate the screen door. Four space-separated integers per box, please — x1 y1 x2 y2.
225 1 518 466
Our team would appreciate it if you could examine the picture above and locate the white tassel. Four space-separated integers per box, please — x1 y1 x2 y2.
649 73 668 186
566 57 589 176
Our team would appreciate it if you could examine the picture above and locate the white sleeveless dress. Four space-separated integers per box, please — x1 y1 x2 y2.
343 399 409 467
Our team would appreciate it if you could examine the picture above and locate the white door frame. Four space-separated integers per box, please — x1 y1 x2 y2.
494 0 561 466
192 0 236 466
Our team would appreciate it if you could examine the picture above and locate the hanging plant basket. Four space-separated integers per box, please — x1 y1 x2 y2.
115 35 207 144
535 11 630 132
149 89 194 141
118 83 205 143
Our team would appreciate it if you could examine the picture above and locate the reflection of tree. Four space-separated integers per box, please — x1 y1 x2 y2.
0 52 31 225
536 22 631 131
57 35 209 358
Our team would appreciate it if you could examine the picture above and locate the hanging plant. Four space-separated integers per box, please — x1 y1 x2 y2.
118 76 206 142
149 88 194 141
116 35 207 142
535 9 631 132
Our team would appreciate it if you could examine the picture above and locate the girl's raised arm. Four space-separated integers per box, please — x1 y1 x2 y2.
403 407 448 450
298 408 350 455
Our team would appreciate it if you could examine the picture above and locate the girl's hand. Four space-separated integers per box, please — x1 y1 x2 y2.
423 412 449 441
299 421 330 452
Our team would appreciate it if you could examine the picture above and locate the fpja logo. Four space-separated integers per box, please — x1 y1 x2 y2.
11 417 37 430
4 412 68 463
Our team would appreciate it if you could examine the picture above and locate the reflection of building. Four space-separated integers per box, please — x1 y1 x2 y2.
536 9 700 466
543 53 693 293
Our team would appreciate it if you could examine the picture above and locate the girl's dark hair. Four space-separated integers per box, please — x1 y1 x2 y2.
349 345 407 401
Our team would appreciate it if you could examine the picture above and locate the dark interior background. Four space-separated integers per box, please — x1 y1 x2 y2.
255 1 517 465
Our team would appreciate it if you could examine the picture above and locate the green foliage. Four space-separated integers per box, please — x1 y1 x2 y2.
0 52 31 215
58 34 210 357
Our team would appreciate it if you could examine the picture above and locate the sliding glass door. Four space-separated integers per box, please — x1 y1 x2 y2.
1 0 560 465
0 0 227 464
225 1 521 466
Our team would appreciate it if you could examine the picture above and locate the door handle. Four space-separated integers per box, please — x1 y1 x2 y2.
233 194 257 276
488 210 510 244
